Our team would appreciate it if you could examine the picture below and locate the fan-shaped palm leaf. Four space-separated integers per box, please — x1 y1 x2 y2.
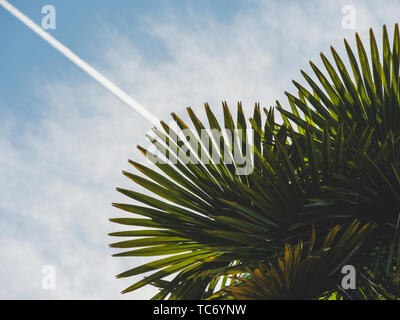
109 25 400 299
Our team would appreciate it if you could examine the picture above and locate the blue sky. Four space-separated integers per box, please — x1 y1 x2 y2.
0 0 399 299
0 0 241 120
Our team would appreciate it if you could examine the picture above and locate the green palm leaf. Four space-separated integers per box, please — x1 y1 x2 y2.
109 25 400 300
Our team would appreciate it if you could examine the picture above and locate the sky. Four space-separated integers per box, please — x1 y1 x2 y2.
0 0 399 299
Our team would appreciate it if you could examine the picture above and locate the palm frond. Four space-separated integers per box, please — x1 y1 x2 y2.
109 25 400 300
220 221 376 300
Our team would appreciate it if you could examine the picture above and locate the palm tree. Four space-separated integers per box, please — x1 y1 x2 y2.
109 25 400 300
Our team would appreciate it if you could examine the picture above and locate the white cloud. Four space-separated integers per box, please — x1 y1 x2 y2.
1 0 399 299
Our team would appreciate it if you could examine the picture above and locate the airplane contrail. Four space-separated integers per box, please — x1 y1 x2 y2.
0 0 159 125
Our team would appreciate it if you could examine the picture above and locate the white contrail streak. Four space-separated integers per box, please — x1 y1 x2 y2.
0 0 159 125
